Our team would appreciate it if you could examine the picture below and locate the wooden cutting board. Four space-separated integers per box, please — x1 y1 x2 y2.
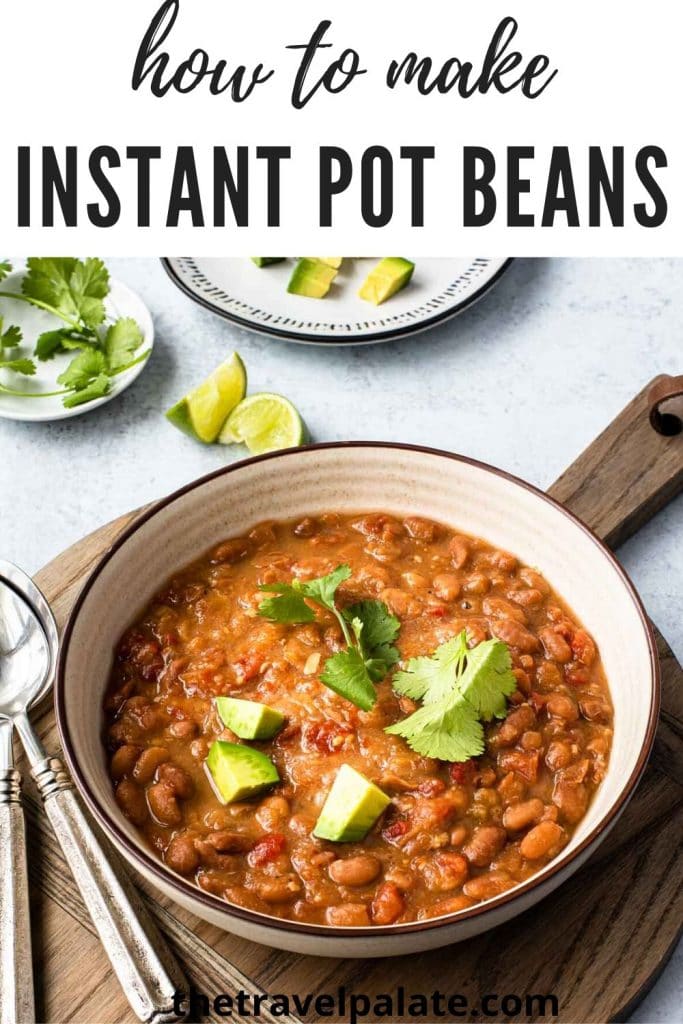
24 376 683 1024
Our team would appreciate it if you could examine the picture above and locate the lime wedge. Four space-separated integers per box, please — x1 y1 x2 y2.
218 393 307 454
166 352 247 443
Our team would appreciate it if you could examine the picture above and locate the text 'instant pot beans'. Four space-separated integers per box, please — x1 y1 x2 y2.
103 512 613 926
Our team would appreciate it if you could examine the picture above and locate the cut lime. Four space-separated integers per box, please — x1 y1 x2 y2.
218 393 307 454
166 352 247 443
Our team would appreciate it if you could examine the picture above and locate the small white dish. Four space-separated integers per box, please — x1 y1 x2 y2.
162 257 512 345
0 271 154 422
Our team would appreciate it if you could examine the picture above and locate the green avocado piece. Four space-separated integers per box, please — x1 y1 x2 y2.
287 258 338 298
205 740 279 804
251 258 285 267
313 764 391 842
359 257 415 305
215 696 285 740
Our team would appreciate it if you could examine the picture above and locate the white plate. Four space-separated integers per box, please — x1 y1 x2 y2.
162 257 512 345
0 271 154 422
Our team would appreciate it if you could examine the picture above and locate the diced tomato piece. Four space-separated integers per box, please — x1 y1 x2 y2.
449 759 477 786
382 818 410 843
416 778 446 797
233 652 263 684
302 720 353 754
249 833 287 866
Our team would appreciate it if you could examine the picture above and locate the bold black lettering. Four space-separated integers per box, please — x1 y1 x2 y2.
167 146 204 226
256 146 290 226
588 147 624 226
214 147 249 227
507 146 534 226
126 146 161 227
42 147 77 227
400 146 435 226
634 146 667 227
319 147 352 226
88 147 121 227
542 147 579 227
463 147 496 226
361 146 393 228
17 147 30 227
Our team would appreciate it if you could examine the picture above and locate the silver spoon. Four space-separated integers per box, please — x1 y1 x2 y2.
0 563 188 1024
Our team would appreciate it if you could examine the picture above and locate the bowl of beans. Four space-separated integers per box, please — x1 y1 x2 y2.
55 443 659 957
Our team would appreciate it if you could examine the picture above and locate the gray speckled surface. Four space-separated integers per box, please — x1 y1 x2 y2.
1 257 680 1020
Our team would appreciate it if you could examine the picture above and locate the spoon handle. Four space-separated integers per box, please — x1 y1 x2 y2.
0 768 35 1024
31 756 188 1024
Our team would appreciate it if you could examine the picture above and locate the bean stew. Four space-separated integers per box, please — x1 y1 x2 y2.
103 512 613 926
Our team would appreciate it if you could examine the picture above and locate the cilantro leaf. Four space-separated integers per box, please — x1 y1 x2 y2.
298 564 351 610
392 632 468 704
104 317 144 371
258 567 400 710
0 357 36 376
0 260 12 282
386 698 484 761
62 374 111 408
386 633 517 762
23 257 109 329
457 638 517 721
57 349 107 390
345 600 400 680
320 647 377 712
35 328 85 361
258 565 351 626
257 585 315 624
0 322 22 350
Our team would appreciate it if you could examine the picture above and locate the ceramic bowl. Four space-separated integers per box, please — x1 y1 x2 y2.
55 443 659 957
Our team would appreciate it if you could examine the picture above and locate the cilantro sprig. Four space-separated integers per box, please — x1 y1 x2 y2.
258 565 400 711
0 258 150 407
385 631 517 762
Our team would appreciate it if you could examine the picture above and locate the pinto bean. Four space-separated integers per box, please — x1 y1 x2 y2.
325 903 371 926
520 821 566 860
462 826 506 868
371 882 406 924
539 628 573 664
256 795 291 831
403 516 440 542
132 746 169 784
169 719 198 740
497 749 540 783
483 596 527 623
432 574 461 601
545 693 579 723
329 855 382 887
490 618 539 652
210 537 251 564
449 536 471 569
419 894 475 918
552 778 589 824
463 870 515 900
206 831 252 853
156 763 194 799
110 744 141 779
418 852 469 891
464 573 490 596
545 739 573 771
164 834 200 875
115 780 148 826
254 877 301 904
502 798 545 832
519 568 550 594
509 587 544 608
580 697 611 723
495 704 536 746
380 588 421 618
147 782 182 826
384 867 416 891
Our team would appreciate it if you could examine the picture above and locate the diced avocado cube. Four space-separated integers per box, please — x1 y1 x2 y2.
251 258 285 267
215 696 285 740
306 257 343 269
313 764 391 842
359 257 415 305
205 740 279 804
287 258 338 299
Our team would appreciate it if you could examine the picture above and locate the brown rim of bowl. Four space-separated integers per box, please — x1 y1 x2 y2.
55 442 661 938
